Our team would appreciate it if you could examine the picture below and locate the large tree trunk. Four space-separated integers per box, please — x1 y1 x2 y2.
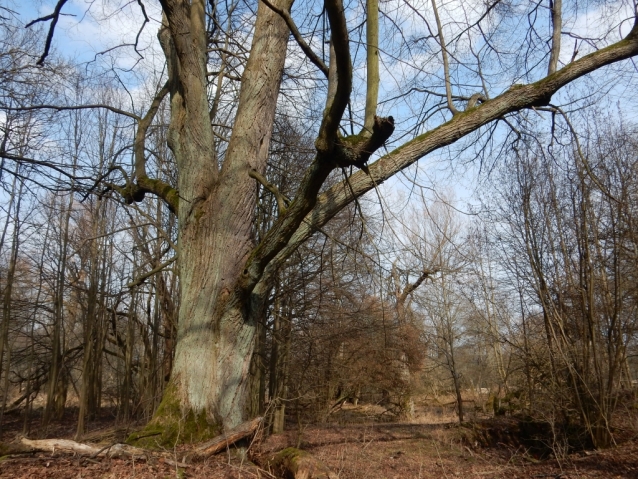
172 0 291 430
134 0 292 444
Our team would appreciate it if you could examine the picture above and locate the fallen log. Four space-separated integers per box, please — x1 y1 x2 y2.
14 437 189 467
188 416 263 459
19 437 151 459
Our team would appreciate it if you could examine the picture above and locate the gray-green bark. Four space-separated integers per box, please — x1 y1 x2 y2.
154 0 294 432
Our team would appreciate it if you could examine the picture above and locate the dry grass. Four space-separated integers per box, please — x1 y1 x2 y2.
2 397 638 478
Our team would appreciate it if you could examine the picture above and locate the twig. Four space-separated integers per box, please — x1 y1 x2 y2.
249 169 290 214
25 0 70 65
260 0 329 77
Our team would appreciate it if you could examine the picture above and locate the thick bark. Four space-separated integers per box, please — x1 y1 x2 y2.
19 0 638 449
155 0 293 433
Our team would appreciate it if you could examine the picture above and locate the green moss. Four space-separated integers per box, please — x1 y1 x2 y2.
274 447 309 460
266 447 310 476
193 206 205 223
268 447 337 478
126 382 221 449
0 444 11 457
138 175 179 213
340 133 366 147
165 188 180 211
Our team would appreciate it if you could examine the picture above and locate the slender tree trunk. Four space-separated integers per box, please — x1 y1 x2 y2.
77 200 108 437
44 190 74 427
0 169 19 400
77 252 100 437
269 296 292 434
0 187 22 427
122 302 136 421
452 370 464 423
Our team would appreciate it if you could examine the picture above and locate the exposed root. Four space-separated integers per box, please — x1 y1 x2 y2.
187 416 263 460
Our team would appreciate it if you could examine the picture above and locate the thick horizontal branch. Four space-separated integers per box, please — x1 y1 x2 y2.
136 176 179 214
103 178 179 217
258 20 638 285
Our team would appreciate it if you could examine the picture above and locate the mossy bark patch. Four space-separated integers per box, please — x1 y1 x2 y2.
266 447 337 479
126 382 221 448
0 441 33 457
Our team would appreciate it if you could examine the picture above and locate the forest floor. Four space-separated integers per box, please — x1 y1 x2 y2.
1 404 637 478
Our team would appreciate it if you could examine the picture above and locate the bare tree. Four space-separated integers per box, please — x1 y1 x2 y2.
489 118 638 447
13 0 638 442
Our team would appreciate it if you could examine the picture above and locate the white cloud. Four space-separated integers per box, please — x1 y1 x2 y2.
19 0 164 76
